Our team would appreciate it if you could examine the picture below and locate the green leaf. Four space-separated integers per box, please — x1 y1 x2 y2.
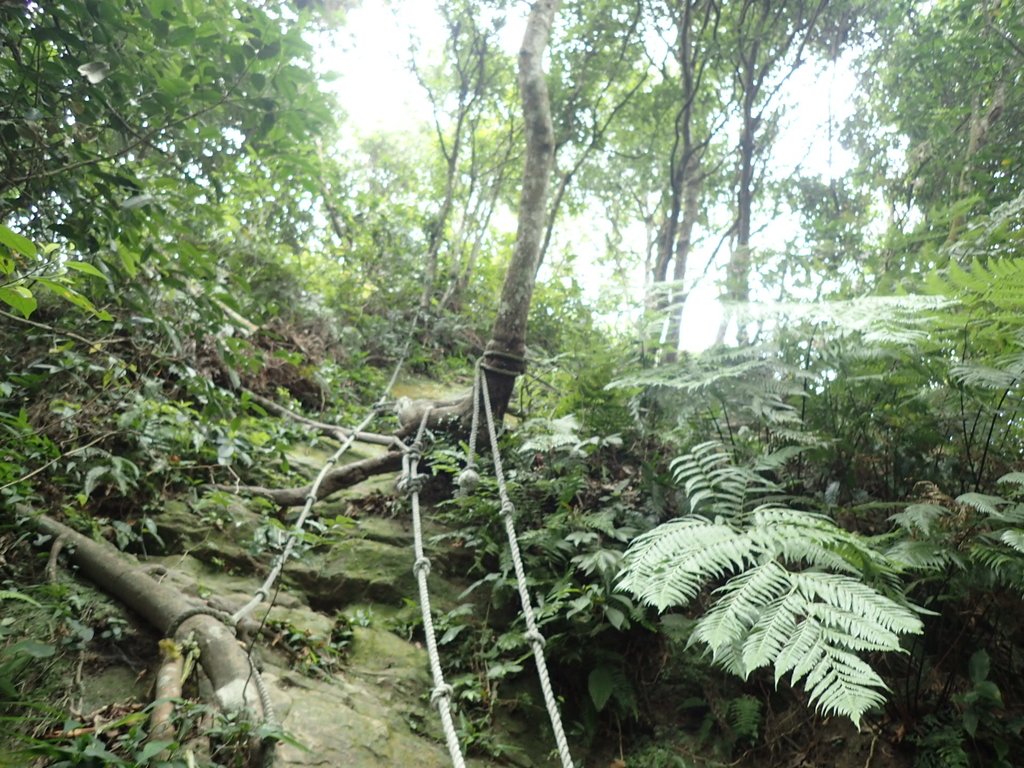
35 277 112 320
968 649 990 684
8 639 57 658
0 285 37 318
65 261 105 278
604 605 626 630
134 740 175 762
157 75 191 98
0 224 37 258
0 590 43 607
974 680 1002 704
121 193 156 209
962 709 979 737
257 40 281 59
587 666 616 712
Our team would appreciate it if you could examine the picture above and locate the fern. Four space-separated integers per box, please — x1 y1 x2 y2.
889 503 946 536
671 441 779 519
619 442 923 724
888 486 1024 592
618 520 756 609
607 344 782 393
1001 530 1024 554
727 695 761 743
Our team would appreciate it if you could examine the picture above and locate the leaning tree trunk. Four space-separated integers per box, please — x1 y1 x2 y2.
398 0 559 436
479 0 559 420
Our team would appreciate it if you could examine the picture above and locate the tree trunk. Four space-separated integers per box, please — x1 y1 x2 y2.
649 0 716 363
481 0 559 419
728 47 758 323
662 155 701 363
396 0 560 435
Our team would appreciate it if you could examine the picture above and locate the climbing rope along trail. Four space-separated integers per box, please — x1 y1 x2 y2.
465 359 578 768
400 407 467 768
203 315 425 763
209 319 575 767
229 314 420 627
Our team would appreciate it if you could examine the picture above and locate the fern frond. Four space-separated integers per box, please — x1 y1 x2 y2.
764 426 833 448
886 539 960 570
671 441 778 519
661 529 920 723
998 472 1024 488
620 442 924 725
967 540 1024 591
753 506 895 575
949 362 1020 390
606 350 770 392
793 571 921 640
956 492 1011 517
773 615 824 683
693 561 793 673
802 646 890 721
890 503 946 536
618 520 754 610
727 695 761 742
739 587 805 673
1000 529 1024 554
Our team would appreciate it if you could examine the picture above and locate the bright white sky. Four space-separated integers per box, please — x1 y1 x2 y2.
317 2 860 351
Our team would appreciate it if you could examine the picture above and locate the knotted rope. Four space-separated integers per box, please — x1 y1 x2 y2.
460 360 576 768
401 408 467 768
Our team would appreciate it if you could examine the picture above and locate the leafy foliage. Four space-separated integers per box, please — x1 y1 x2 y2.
620 442 922 723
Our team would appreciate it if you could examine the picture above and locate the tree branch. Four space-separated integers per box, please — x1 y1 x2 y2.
206 451 405 507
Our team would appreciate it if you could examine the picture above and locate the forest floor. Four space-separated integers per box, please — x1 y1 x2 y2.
1 373 922 768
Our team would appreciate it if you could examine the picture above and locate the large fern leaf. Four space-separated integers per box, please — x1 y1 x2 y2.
671 441 779 520
619 444 923 724
617 520 755 610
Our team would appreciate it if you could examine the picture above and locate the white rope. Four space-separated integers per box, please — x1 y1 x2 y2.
230 310 423 627
474 365 577 768
230 405 383 626
399 408 467 768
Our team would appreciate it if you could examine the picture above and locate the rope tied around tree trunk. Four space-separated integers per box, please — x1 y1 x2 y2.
468 361 578 768
480 348 527 377
402 406 467 768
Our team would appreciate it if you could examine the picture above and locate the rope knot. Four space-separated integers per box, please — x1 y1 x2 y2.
413 556 431 577
525 629 546 649
397 473 427 496
456 467 480 497
165 605 234 638
430 683 454 706
499 499 515 518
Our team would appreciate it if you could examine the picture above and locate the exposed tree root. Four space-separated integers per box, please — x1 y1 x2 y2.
150 639 184 755
395 392 473 437
207 451 404 507
244 389 404 449
225 363 521 505
31 515 269 749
